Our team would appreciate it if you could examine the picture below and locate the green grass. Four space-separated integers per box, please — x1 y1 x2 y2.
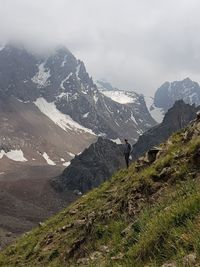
1 123 200 266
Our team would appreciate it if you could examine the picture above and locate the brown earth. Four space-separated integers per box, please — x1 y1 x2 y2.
0 160 78 250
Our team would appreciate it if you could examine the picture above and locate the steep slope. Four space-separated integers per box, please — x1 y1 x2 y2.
1 114 200 266
131 100 199 160
0 45 156 143
0 95 95 166
154 77 200 112
51 137 124 194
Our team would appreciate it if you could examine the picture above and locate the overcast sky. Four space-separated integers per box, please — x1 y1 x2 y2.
0 0 200 95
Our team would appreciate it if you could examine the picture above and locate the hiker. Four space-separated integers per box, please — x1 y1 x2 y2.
124 139 131 168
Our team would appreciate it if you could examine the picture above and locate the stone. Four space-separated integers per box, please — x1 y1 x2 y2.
90 251 103 260
99 245 110 253
159 167 171 179
38 222 45 227
77 257 90 265
68 209 78 215
147 147 161 163
121 224 133 237
196 110 200 120
74 219 87 226
61 224 73 232
161 262 177 267
183 253 197 266
111 253 124 260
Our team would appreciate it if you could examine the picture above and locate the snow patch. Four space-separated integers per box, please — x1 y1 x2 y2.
61 55 68 67
63 161 71 167
0 149 27 162
76 64 81 79
42 152 56 166
145 96 164 123
83 112 89 118
68 152 75 158
94 94 98 103
60 72 73 90
32 63 51 88
101 90 136 104
34 97 95 135
131 113 138 125
111 138 122 144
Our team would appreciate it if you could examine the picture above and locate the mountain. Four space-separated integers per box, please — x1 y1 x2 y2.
0 45 156 144
97 79 164 124
131 100 199 160
1 113 200 266
51 137 124 194
154 77 200 112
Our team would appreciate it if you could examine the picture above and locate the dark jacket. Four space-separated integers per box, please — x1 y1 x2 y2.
124 143 131 154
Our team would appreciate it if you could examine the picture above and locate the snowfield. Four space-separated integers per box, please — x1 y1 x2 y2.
0 149 27 162
34 98 95 135
145 96 164 123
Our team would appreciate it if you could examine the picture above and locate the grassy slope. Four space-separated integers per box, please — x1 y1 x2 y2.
1 120 200 267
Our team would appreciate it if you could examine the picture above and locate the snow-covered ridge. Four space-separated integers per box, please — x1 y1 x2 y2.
145 96 164 123
0 149 27 162
34 97 95 135
100 90 138 104
32 63 51 88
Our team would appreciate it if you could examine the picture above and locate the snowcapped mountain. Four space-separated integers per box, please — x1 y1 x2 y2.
154 77 200 112
0 44 156 146
96 80 157 142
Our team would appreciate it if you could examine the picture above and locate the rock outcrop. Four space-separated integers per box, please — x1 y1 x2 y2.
51 137 124 193
131 100 199 160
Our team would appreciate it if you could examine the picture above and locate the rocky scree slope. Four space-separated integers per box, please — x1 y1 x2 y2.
51 137 124 194
154 77 200 112
1 115 200 266
131 100 199 160
0 44 156 143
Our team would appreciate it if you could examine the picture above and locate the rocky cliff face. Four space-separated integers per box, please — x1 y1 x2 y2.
154 77 200 112
51 137 124 193
131 100 199 160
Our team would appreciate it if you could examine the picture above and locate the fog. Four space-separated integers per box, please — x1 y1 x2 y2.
0 0 200 95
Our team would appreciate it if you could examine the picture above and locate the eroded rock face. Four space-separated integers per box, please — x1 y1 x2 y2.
51 138 124 193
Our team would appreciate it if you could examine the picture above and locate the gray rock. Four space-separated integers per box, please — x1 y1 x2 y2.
132 100 199 161
183 253 197 266
52 137 124 193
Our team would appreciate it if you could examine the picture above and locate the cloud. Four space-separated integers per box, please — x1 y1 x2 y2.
0 0 200 95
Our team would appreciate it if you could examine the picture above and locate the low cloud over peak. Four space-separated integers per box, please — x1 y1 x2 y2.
0 0 200 95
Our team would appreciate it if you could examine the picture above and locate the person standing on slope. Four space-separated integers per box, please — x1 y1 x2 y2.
124 139 131 169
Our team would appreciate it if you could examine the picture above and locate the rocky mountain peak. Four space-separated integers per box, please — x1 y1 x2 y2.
154 77 200 112
0 44 156 143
